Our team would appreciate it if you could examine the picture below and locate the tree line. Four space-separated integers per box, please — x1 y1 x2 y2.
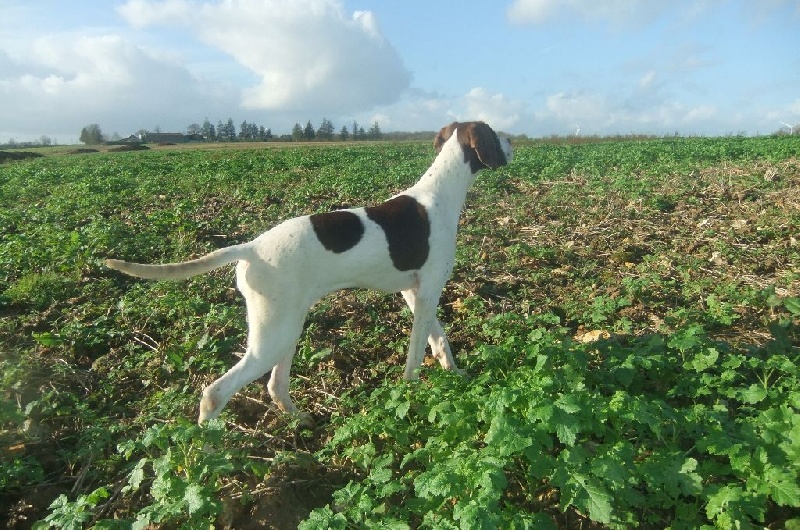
194 117 383 142
73 118 386 146
290 119 382 141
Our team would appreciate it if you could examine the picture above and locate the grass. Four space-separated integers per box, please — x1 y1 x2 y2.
1 136 798 529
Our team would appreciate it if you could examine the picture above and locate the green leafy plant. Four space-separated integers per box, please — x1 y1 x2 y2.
1 137 798 528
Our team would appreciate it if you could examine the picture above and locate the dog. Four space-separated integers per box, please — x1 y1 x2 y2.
106 121 512 424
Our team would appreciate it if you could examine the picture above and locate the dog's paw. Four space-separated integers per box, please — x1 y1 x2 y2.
293 411 315 430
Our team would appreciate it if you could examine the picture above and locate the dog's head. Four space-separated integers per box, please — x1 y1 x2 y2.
434 121 513 172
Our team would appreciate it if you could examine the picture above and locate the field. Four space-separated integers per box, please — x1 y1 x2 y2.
1 136 799 529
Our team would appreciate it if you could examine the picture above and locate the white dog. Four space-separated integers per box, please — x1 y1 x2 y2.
106 121 512 423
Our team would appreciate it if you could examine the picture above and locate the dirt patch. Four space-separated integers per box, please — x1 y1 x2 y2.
221 461 352 530
108 144 150 152
0 151 44 163
66 148 99 155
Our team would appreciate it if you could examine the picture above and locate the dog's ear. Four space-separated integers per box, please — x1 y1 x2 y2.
433 122 459 152
461 122 506 170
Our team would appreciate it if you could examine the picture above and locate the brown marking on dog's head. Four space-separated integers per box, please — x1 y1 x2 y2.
433 121 510 173
433 122 459 152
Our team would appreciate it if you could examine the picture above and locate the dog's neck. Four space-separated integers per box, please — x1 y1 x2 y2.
408 134 479 223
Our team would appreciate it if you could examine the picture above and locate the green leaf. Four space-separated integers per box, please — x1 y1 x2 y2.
785 518 800 530
376 519 411 530
667 324 705 353
394 400 410 419
765 467 800 507
369 467 392 485
32 331 65 347
85 486 110 505
739 384 767 404
125 458 148 492
559 473 613 524
581 478 613 524
705 485 742 519
415 467 456 499
689 347 719 372
298 506 348 530
783 296 800 316
183 483 206 514
555 422 577 447
485 413 532 456
132 512 153 530
555 393 582 414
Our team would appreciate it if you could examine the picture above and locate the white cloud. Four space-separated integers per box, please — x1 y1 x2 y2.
462 88 527 131
525 89 727 136
0 33 236 141
117 0 192 27
506 0 562 25
118 0 411 115
360 87 530 134
638 71 657 89
1 0 412 141
507 0 671 27
540 91 610 130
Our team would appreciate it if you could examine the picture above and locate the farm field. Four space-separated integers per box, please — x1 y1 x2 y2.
1 136 799 529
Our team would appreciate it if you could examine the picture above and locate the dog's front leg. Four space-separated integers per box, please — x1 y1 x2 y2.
402 288 444 380
401 289 458 372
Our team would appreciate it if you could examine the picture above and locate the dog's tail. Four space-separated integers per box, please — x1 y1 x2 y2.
106 243 250 280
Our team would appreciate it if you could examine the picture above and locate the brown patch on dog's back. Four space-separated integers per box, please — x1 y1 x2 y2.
366 195 430 271
309 210 365 253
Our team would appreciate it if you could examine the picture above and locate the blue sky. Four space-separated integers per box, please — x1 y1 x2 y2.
1 0 799 143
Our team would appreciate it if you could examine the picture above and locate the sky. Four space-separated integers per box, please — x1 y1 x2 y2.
1 0 799 143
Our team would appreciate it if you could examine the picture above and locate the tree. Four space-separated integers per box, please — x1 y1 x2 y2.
227 118 237 141
187 123 202 136
39 135 52 146
352 120 359 140
317 118 335 140
291 123 303 141
303 120 315 141
247 122 260 140
201 118 216 141
339 125 350 142
79 124 104 145
368 121 382 140
217 118 236 141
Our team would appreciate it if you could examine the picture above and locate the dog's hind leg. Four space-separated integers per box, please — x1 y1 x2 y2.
198 350 278 423
198 298 305 423
267 353 314 427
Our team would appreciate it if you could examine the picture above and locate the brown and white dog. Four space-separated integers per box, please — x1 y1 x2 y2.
106 121 512 423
